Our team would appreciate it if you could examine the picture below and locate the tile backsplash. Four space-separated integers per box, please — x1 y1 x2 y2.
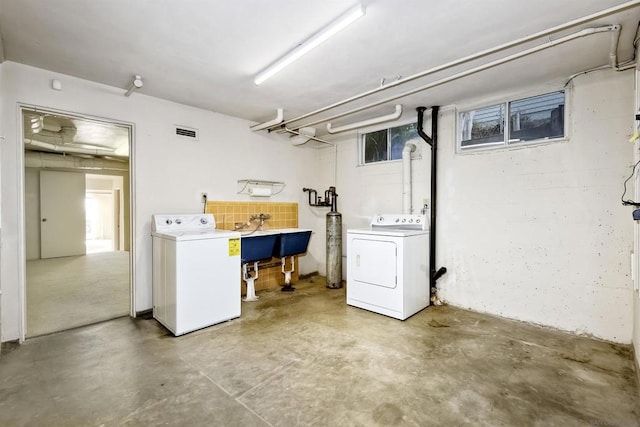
206 201 300 293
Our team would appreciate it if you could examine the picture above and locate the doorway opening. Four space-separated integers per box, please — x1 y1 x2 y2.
22 107 133 338
86 175 124 254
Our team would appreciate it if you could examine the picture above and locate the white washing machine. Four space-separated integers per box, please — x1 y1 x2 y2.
151 213 241 336
347 214 430 320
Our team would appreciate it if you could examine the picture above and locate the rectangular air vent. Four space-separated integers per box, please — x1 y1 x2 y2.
175 126 199 141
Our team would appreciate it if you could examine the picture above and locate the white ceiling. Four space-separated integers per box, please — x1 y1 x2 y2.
2 0 640 136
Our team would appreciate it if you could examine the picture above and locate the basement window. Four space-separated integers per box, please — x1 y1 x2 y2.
459 91 565 150
361 122 419 164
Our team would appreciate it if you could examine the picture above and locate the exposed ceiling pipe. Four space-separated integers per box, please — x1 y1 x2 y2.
272 0 640 129
607 24 636 70
283 127 335 146
564 24 636 86
289 127 317 145
250 108 284 131
295 25 618 130
24 151 129 171
27 126 77 145
326 104 402 134
24 139 116 156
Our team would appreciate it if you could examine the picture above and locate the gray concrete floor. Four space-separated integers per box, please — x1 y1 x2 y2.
1 277 638 426
26 251 130 337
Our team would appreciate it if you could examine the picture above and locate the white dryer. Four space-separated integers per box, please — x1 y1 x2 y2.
347 214 429 320
152 214 241 335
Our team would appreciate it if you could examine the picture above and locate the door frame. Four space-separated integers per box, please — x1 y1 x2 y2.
17 103 137 342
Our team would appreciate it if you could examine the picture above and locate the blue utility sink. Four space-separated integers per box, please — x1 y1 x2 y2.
272 229 312 258
240 232 279 263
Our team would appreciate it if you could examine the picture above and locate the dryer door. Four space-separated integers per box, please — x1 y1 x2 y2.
350 237 397 288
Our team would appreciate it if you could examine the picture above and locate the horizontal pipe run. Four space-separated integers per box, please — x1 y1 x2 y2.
250 108 284 131
326 104 402 133
296 26 617 129
283 127 335 146
275 0 640 128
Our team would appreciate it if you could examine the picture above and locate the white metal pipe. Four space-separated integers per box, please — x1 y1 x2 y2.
24 150 129 171
24 139 116 156
326 104 402 134
402 142 417 214
250 108 284 131
609 24 622 68
277 1 640 128
298 26 617 129
283 127 335 146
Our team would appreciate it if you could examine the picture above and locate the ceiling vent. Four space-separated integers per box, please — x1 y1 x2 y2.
175 126 199 141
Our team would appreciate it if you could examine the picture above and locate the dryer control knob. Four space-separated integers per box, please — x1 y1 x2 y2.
378 216 384 222
200 218 208 224
165 219 173 225
175 219 182 224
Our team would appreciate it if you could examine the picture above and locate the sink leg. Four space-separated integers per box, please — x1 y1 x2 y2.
281 256 296 292
243 262 260 301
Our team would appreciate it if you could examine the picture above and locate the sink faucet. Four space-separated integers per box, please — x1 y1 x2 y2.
249 213 270 229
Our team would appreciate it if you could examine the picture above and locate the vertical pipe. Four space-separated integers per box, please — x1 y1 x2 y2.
326 211 343 288
417 106 445 302
402 142 417 214
429 106 439 298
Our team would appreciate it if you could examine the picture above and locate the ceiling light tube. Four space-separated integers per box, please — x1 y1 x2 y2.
254 3 365 85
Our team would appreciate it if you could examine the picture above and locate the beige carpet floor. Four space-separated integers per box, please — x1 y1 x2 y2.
26 251 130 337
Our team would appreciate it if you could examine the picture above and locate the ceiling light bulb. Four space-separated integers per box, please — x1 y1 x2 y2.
254 3 365 85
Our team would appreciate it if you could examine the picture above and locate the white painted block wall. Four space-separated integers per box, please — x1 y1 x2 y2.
322 71 635 343
0 62 322 342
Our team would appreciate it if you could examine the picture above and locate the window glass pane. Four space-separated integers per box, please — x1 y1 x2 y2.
363 129 388 163
509 91 564 142
460 104 505 147
389 123 418 160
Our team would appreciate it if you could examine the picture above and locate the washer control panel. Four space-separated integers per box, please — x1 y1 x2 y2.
152 214 216 233
371 214 428 230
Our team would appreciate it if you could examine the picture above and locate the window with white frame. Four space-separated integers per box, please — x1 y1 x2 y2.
361 122 419 164
459 91 565 150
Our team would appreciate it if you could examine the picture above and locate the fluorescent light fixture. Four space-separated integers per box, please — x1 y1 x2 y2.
254 3 365 85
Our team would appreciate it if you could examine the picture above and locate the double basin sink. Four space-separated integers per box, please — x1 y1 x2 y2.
240 228 312 263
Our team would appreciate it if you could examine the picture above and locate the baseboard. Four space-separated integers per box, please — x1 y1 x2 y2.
299 271 319 280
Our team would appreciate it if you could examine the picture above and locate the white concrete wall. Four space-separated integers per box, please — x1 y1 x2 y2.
632 65 640 378
0 62 321 342
325 70 635 343
0 61 4 346
438 71 634 343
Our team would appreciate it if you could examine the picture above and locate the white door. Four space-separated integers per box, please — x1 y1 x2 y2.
40 170 86 258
